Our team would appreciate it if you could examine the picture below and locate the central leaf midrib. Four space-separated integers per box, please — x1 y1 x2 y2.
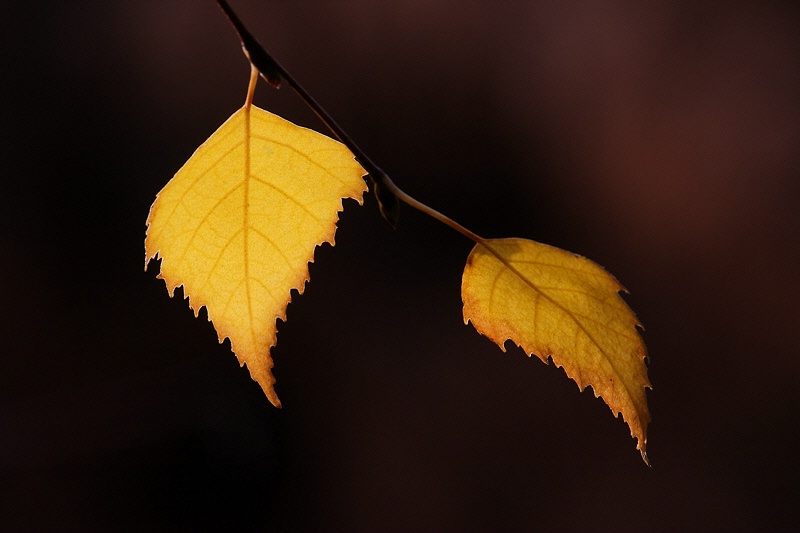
244 106 255 349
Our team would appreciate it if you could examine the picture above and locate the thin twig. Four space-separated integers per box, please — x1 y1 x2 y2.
214 0 483 242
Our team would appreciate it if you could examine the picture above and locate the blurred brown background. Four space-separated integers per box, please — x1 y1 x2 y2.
2 1 799 531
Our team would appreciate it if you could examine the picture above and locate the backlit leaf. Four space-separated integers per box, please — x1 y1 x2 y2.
461 238 651 462
145 105 367 407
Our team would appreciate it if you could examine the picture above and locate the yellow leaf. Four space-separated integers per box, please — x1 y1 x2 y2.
461 238 651 462
144 105 367 407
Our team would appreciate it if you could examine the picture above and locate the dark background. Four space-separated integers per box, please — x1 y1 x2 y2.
2 1 799 531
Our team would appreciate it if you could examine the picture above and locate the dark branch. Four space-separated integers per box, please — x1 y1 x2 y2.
214 0 400 227
215 0 282 87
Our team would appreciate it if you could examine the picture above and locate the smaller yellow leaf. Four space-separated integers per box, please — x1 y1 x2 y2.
461 238 651 462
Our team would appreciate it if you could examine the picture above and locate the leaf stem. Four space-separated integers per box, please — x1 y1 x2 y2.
380 180 484 242
215 0 484 243
245 63 258 108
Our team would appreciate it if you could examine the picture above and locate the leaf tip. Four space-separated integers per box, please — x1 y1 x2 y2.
638 437 650 466
243 357 282 409
268 392 282 409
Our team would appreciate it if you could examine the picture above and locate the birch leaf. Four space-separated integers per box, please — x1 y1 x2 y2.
145 105 367 407
462 238 651 462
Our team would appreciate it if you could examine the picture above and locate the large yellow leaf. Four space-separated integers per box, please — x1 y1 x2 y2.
462 238 651 461
145 105 367 407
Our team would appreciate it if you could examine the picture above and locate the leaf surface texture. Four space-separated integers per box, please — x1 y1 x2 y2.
145 105 367 406
462 238 651 460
